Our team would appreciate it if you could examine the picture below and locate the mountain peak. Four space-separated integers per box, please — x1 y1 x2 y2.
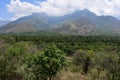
72 9 96 16
83 8 90 12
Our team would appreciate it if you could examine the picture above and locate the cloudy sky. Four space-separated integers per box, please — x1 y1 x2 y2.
0 0 120 21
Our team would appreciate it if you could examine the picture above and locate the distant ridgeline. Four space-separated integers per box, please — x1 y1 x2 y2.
0 9 120 35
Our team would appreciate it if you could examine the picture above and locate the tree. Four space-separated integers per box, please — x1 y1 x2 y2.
0 42 27 80
34 45 66 80
73 50 93 74
110 52 120 80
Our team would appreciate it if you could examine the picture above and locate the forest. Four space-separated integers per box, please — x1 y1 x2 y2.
0 33 120 80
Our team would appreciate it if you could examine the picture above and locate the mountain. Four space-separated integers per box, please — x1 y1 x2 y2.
0 13 50 33
95 16 120 34
51 18 96 35
0 9 120 35
0 13 66 33
59 9 120 34
0 20 10 27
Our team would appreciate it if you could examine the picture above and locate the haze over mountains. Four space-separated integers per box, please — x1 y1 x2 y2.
0 20 10 27
0 9 120 35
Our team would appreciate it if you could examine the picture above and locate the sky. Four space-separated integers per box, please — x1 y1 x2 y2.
0 0 120 21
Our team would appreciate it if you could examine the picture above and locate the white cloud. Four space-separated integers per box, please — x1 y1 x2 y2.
7 0 120 20
7 0 42 20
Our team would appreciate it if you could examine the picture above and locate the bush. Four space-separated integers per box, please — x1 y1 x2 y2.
33 45 66 80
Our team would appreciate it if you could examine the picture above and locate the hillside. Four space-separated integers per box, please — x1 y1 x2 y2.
0 13 49 33
0 9 120 35
52 18 96 35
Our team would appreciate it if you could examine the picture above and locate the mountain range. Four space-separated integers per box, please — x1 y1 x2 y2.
0 20 10 27
0 9 120 35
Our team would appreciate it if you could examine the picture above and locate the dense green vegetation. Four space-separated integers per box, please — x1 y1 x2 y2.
0 33 120 80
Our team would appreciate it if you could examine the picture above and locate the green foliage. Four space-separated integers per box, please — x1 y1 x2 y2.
109 52 120 80
0 35 16 43
0 34 120 80
0 42 27 80
33 45 66 80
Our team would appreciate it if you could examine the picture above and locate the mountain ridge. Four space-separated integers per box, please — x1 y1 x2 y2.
0 9 120 35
